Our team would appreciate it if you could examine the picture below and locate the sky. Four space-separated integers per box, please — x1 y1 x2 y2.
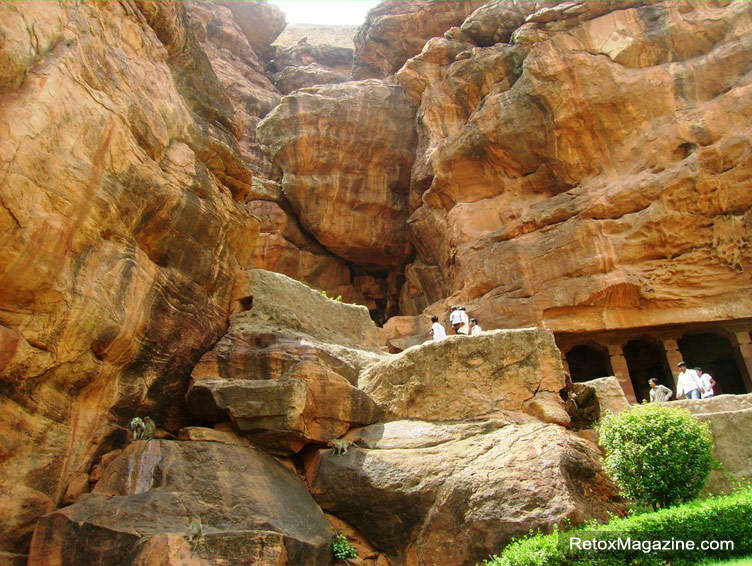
268 0 381 25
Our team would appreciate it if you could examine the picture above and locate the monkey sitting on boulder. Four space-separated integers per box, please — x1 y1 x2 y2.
130 416 157 440
328 437 366 456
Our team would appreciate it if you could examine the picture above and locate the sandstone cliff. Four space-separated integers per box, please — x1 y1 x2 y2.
2 1 752 565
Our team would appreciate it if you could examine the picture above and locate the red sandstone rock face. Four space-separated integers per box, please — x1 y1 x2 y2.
0 0 258 554
398 0 752 332
257 79 417 271
351 0 487 79
187 270 383 454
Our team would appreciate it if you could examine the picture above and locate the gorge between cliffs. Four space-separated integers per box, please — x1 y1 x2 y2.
1 1 752 565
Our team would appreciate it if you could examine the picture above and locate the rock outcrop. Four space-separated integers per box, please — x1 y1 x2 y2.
306 418 624 566
351 0 487 79
4 0 752 564
673 393 752 495
396 0 752 332
29 439 334 566
257 79 417 272
186 270 383 454
361 328 569 425
0 0 259 554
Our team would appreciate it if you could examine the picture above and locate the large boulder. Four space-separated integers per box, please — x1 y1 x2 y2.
28 440 334 566
187 270 383 454
305 419 625 566
672 393 752 495
351 0 486 79
257 79 416 271
360 328 569 424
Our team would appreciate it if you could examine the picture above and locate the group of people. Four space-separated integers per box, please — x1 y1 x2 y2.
429 306 482 341
648 361 716 402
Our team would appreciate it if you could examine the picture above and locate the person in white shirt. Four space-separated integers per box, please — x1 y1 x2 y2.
675 361 702 399
449 306 464 334
648 378 673 402
696 367 716 398
457 306 470 335
469 318 482 336
429 315 447 341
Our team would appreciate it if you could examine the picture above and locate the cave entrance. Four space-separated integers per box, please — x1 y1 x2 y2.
623 337 672 403
678 332 749 395
566 343 612 383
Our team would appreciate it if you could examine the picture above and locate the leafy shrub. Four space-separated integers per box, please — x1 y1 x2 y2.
333 534 358 560
596 403 714 509
479 488 752 566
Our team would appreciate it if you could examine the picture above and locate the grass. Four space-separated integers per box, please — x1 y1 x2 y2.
700 557 752 566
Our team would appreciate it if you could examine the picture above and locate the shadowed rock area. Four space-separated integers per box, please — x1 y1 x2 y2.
305 418 624 566
29 439 334 566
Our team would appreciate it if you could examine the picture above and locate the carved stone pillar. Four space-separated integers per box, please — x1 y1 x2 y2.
732 330 752 393
560 352 571 378
661 338 682 390
607 343 636 403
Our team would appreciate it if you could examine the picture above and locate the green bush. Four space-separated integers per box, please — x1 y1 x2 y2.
332 534 358 560
479 488 752 566
596 403 714 509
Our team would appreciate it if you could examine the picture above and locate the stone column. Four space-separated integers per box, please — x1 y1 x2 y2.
732 330 752 393
607 343 636 403
661 338 683 389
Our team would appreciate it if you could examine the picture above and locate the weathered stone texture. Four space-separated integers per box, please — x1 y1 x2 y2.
399 0 752 333
351 0 487 79
0 1 258 554
258 79 417 271
361 328 568 423
306 419 624 566
673 393 752 495
28 440 334 566
187 270 383 453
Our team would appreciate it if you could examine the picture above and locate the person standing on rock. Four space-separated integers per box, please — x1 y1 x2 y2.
648 378 673 402
469 318 482 336
675 361 703 399
430 315 447 341
457 306 470 335
449 306 463 334
697 367 716 398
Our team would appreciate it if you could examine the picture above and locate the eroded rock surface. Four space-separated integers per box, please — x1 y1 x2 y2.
29 440 334 566
351 0 487 79
258 79 417 271
398 0 752 332
0 0 259 553
187 270 383 454
360 328 569 424
673 393 752 495
306 419 624 566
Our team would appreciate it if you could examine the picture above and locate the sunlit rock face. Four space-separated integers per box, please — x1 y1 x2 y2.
397 0 752 332
360 328 569 425
0 0 258 554
351 0 488 79
257 79 417 272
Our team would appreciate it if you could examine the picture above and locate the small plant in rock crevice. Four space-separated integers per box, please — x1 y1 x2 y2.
333 533 358 561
